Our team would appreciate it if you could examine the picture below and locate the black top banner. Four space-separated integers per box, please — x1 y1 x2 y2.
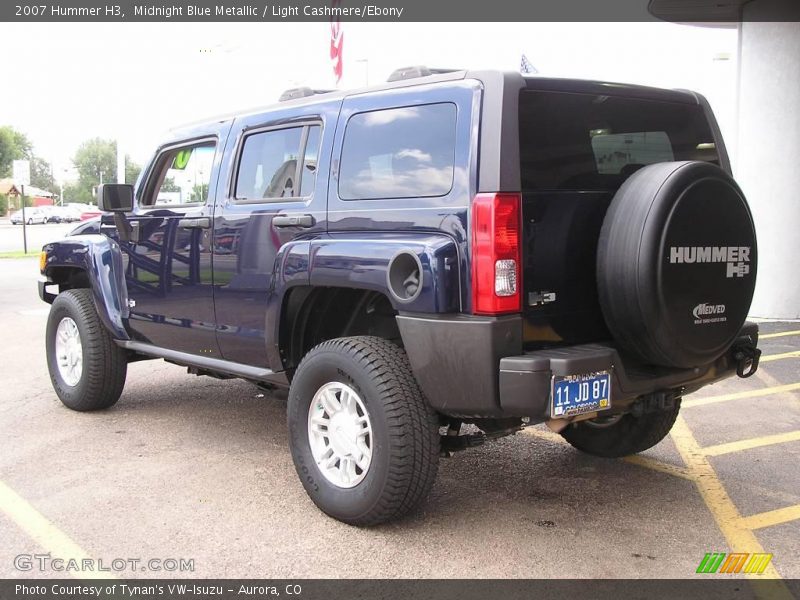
2 0 800 22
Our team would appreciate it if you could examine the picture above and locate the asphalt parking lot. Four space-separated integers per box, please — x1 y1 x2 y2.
0 256 798 584
0 221 75 254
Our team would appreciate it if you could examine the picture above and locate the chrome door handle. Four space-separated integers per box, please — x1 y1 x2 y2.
273 214 314 228
178 217 211 229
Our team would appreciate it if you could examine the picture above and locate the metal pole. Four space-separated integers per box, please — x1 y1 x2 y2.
20 184 28 254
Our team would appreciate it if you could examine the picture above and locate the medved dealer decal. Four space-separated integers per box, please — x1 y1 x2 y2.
692 303 726 325
669 246 751 278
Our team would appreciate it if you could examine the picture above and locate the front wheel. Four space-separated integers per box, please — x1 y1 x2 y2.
46 289 128 411
560 399 681 458
287 336 440 526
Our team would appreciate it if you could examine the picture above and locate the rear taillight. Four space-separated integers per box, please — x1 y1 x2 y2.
471 193 522 315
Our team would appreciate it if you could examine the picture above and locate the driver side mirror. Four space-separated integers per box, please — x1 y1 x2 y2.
97 184 134 212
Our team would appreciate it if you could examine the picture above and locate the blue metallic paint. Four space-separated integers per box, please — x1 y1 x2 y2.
42 234 130 340
42 79 482 378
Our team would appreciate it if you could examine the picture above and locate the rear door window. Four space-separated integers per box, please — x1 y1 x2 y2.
338 103 457 200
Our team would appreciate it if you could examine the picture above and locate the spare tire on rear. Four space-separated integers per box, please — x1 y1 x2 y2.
597 161 757 369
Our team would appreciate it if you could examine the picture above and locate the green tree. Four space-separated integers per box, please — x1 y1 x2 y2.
63 181 92 205
189 183 209 203
0 126 32 178
30 156 57 194
125 157 142 185
160 177 180 192
67 137 123 204
73 138 117 189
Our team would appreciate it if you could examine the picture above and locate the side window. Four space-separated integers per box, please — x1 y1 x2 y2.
338 103 457 200
234 123 320 202
143 141 216 206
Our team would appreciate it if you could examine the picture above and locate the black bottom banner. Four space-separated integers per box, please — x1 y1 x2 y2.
1 579 799 600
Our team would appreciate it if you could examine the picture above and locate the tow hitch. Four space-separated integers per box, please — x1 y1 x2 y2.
733 341 761 378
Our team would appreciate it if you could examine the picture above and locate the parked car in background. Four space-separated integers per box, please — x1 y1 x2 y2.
51 206 82 223
79 210 102 221
10 208 48 225
39 206 62 224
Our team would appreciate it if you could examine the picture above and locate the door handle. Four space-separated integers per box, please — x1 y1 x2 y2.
273 214 314 228
178 217 211 229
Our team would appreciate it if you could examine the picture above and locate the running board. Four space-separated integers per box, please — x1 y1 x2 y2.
117 341 289 387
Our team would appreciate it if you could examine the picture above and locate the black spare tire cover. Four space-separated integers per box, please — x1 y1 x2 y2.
597 161 757 368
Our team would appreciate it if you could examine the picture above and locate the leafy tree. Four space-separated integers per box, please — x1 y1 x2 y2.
30 156 57 194
125 157 141 185
189 183 209 203
73 138 117 189
63 181 92 205
160 177 180 192
0 126 32 178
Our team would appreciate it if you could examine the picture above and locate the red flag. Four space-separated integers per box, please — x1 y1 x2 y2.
330 1 344 84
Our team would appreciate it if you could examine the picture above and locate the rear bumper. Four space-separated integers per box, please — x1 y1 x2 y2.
397 314 759 421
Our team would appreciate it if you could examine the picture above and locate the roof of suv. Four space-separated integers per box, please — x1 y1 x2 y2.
169 69 701 139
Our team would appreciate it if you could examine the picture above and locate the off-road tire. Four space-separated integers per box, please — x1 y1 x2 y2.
287 336 440 526
560 400 681 458
46 289 127 411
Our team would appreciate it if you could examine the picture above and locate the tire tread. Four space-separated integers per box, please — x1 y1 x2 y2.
290 336 439 526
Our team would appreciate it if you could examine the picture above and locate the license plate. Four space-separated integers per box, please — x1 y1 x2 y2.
551 370 612 418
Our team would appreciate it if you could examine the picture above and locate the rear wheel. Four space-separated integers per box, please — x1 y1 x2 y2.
560 399 681 458
46 289 127 411
287 336 439 526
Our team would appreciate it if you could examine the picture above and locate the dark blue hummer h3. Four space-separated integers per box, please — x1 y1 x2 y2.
39 67 761 525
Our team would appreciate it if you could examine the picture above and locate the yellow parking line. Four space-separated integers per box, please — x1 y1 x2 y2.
702 431 800 457
621 455 694 480
740 504 800 531
683 382 800 408
761 350 800 362
759 330 800 340
0 479 113 580
669 416 789 590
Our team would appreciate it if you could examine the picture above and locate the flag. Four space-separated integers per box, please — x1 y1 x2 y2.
330 1 344 84
520 54 538 75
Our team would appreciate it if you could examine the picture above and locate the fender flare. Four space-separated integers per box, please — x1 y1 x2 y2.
264 233 461 371
42 234 130 340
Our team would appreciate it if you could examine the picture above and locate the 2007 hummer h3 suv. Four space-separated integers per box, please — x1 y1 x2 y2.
39 68 760 525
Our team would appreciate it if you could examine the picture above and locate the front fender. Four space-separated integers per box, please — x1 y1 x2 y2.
41 234 130 340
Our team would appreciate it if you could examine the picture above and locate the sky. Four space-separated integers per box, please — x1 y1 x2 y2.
0 22 738 183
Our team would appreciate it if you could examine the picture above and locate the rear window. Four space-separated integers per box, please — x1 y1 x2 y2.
338 103 457 200
519 91 719 191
